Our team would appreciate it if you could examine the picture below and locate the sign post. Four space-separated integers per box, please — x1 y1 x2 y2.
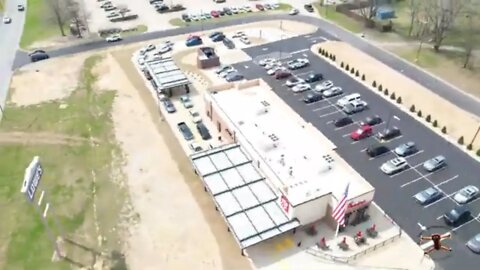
21 156 64 261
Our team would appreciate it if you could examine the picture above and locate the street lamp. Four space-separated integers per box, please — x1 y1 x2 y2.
469 124 480 146
384 111 400 132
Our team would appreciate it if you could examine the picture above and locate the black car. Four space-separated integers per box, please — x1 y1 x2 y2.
304 4 314 12
181 13 190 21
196 122 212 140
218 10 225 16
333 117 353 128
305 73 323 83
443 206 471 226
360 115 382 126
30 52 49 62
366 144 390 158
303 92 323 104
223 38 235 49
377 127 401 141
29 49 46 56
178 122 194 141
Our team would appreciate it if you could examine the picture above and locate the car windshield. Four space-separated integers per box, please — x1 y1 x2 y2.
449 209 461 218
460 188 475 196
425 188 437 196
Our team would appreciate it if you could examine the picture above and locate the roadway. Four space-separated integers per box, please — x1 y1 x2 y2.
10 14 480 118
230 37 480 269
0 0 26 109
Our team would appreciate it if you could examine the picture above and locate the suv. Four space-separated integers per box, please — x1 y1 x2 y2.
380 157 408 175
423 155 446 172
336 93 361 108
305 73 323 83
443 206 471 226
366 144 390 158
196 122 212 140
342 100 368 114
394 142 418 157
30 52 49 62
287 58 309 70
177 122 194 141
180 95 194 108
303 92 323 104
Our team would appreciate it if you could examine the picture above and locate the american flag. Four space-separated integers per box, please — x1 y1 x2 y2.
332 183 350 226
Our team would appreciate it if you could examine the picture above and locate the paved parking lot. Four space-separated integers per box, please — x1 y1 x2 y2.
229 33 480 269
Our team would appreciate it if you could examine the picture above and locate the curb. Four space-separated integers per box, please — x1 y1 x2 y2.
312 45 480 163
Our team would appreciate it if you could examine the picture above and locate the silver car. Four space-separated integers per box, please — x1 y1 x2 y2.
315 80 333 92
380 157 408 175
322 86 343 98
423 155 446 172
467 233 480 254
453 185 479 204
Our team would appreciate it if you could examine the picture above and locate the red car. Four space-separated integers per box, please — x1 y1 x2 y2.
211 10 220 18
256 4 264 11
350 125 373 141
275 70 291 79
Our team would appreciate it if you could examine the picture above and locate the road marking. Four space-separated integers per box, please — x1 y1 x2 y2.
436 215 444 220
294 71 312 77
404 150 424 159
368 151 392 160
244 65 249 69
424 191 457 208
417 222 427 231
398 169 433 183
308 36 328 41
319 110 341 118
302 53 308 58
326 120 334 124
304 35 311 38
452 214 480 232
391 162 425 179
360 148 368 152
312 104 333 112
436 175 459 187
290 48 309 54
342 132 352 138
262 48 269 51
334 124 354 131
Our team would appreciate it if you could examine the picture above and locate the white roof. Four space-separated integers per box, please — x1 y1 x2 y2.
190 144 300 248
207 83 374 205
144 57 190 90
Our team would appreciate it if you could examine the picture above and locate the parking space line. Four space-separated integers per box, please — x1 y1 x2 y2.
404 150 424 159
294 71 312 77
361 148 367 152
424 191 457 208
313 104 333 112
335 124 354 131
368 151 392 160
452 214 480 232
306 100 327 106
436 175 459 187
290 49 309 55
319 110 341 118
342 132 352 138
326 120 334 124
392 162 426 180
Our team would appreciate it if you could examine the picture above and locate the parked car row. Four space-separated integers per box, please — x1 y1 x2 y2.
180 2 280 22
215 65 245 82
148 0 185 13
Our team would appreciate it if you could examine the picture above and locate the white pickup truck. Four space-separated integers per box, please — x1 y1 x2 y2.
342 100 368 114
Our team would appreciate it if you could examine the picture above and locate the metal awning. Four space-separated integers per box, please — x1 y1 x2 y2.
190 143 300 249
145 57 190 90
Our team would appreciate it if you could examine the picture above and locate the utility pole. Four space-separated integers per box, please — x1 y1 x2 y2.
469 124 480 146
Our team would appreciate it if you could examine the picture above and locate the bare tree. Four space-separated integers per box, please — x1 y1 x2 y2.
47 0 68 37
422 0 465 51
407 0 422 36
462 1 479 68
67 0 91 38
358 0 378 23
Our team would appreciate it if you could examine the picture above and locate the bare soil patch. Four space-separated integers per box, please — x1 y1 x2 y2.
0 131 98 145
314 41 480 149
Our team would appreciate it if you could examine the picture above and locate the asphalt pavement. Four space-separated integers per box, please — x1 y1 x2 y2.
10 14 480 118
231 40 480 269
0 0 26 109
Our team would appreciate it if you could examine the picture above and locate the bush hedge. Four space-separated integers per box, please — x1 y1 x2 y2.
417 110 422 117
458 136 464 144
410 105 416 112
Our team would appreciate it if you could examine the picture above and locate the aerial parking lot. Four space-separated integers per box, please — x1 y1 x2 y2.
230 33 480 269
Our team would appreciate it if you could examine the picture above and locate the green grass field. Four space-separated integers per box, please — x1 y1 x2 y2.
20 0 65 48
0 56 128 269
313 3 362 33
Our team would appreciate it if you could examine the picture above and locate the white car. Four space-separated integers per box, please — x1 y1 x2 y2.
191 14 199 21
264 62 281 70
271 3 280 9
292 83 311 93
239 37 251 45
243 5 252 12
322 86 343 98
289 8 299 15
189 110 202 123
157 43 173 54
145 44 156 52
267 66 283 76
232 31 246 38
106 34 122 42
231 7 239 14
3 17 12 24
315 80 334 92
258 58 274 66
453 185 479 204
286 77 305 87
220 69 237 78
380 157 408 175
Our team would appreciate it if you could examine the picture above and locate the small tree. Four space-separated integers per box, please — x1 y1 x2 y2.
372 81 377 87
417 110 422 117
378 85 383 91
350 68 355 74
467 144 473 150
340 62 344 68
426 115 431 122
476 148 480 156
355 70 359 77
390 92 395 99
361 74 366 81
442 126 448 134
433 120 438 127
396 96 402 104
384 88 389 95
458 136 464 144
410 105 416 112
319 48 323 54
332 55 336 61
346 64 350 71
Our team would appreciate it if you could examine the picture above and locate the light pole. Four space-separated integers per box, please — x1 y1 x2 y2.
384 111 400 132
469 124 480 146
279 34 286 60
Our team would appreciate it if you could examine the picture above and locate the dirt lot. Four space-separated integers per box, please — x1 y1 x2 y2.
314 41 480 150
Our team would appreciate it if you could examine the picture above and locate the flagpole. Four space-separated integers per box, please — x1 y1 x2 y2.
335 222 340 239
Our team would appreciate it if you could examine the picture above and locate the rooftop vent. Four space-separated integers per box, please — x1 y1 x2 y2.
322 154 335 163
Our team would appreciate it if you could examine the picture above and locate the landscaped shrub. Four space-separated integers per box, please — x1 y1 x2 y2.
378 85 383 91
467 144 473 150
396 96 402 104
346 64 350 71
372 81 377 87
476 148 480 156
355 70 359 77
350 68 355 74
340 62 344 68
319 48 323 54
332 55 336 61
458 136 464 144
432 120 438 127
390 92 395 99
384 88 389 95
410 105 416 112
426 115 431 122
442 126 447 134
361 74 366 81
417 110 422 117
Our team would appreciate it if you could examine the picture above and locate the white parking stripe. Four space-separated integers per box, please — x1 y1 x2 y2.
452 214 480 231
404 149 424 159
436 175 459 187
319 110 341 118
313 104 333 112
368 151 392 161
360 148 368 152
390 161 425 179
326 120 334 124
399 170 434 183
424 191 457 208
335 124 354 131
290 49 309 54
